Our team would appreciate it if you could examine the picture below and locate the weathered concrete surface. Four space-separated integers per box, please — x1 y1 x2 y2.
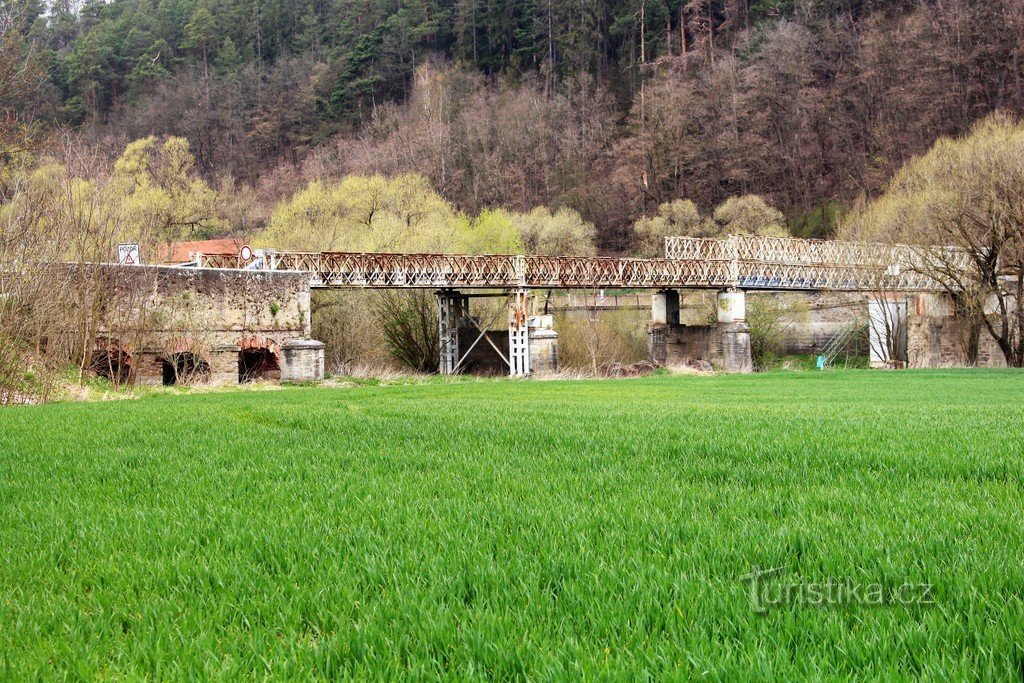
280 339 326 382
528 328 559 374
716 290 746 324
720 323 753 373
906 293 1005 368
91 265 317 385
649 289 753 373
678 290 870 356
649 322 752 373
671 289 1008 368
769 291 868 355
652 290 681 326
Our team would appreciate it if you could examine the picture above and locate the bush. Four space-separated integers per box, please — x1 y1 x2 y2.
311 291 393 374
554 308 648 374
746 295 809 370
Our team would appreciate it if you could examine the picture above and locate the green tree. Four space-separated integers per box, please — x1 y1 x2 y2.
214 36 242 73
127 39 171 88
262 173 467 374
514 207 597 256
181 7 217 78
844 113 1024 367
262 174 462 253
712 195 788 237
456 209 525 254
632 199 708 257
112 136 226 248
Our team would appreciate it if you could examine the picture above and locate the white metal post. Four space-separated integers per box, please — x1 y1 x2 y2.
508 289 530 377
436 290 462 375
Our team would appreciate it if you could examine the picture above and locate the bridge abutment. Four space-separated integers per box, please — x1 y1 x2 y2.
80 266 325 386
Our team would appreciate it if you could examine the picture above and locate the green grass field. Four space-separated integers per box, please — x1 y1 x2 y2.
1 370 1023 678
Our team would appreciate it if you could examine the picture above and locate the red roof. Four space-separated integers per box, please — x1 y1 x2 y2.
158 238 246 263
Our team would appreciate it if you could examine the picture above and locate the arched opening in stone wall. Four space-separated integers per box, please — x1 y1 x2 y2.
155 339 209 385
89 339 132 384
161 352 211 385
238 337 281 383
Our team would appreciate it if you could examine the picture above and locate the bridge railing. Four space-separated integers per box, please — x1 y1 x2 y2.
661 236 734 262
277 252 525 288
195 251 737 289
197 253 249 269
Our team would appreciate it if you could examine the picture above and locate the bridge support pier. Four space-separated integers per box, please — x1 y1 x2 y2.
437 290 468 375
528 322 559 374
436 289 557 377
716 289 752 373
652 289 680 326
648 289 752 372
508 289 530 376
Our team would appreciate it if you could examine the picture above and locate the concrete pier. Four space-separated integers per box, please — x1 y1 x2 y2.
649 289 752 373
280 339 326 382
527 315 558 374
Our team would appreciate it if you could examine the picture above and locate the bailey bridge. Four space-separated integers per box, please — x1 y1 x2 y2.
188 234 951 292
171 234 961 376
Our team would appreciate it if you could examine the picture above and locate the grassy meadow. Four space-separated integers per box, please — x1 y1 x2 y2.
1 370 1023 678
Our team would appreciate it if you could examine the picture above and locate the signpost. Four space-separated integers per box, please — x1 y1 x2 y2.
117 243 141 266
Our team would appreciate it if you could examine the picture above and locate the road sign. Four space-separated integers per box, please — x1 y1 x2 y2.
117 243 141 266
240 245 254 261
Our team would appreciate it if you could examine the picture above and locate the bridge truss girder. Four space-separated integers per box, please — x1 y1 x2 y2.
191 234 957 293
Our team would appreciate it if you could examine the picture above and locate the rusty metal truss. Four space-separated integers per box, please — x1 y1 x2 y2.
191 251 736 289
186 234 963 292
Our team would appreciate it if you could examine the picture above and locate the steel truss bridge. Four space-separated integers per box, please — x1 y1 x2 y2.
186 234 959 293
178 234 965 376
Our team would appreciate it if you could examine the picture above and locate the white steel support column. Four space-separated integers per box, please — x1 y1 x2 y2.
437 290 465 375
508 289 530 377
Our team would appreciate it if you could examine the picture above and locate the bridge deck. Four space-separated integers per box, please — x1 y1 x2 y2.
188 235 958 292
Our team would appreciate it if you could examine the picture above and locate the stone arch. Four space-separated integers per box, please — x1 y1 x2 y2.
89 338 132 384
238 336 281 383
158 338 211 386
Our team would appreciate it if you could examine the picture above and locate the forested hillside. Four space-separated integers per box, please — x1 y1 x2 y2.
6 0 1024 244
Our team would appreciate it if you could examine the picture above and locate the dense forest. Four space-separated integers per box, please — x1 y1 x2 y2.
5 0 1024 246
